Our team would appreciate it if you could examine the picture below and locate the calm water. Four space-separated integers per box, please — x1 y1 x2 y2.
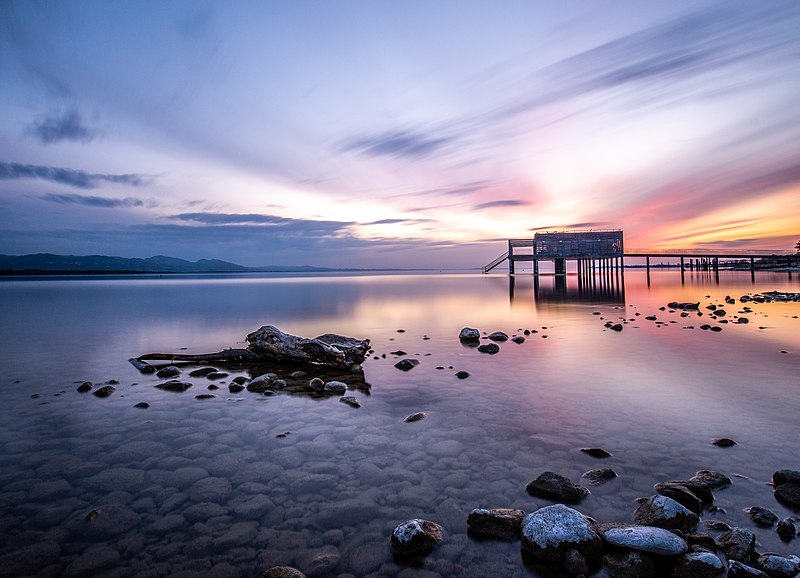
0 270 798 577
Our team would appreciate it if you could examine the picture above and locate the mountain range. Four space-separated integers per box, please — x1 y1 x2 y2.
0 253 334 274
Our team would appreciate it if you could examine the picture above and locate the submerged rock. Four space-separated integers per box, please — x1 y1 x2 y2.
92 385 115 398
459 327 481 343
455 370 470 379
602 526 687 556
390 518 443 556
774 482 800 507
77 381 92 393
467 507 524 540
156 365 181 378
520 504 602 562
487 331 508 342
654 482 704 514
156 380 192 393
188 367 217 377
262 567 306 578
477 343 500 354
339 396 360 408
582 468 618 486
671 551 724 578
633 495 699 532
525 472 590 504
690 470 732 490
745 506 778 527
581 447 613 458
404 412 426 423
712 437 736 447
394 359 419 371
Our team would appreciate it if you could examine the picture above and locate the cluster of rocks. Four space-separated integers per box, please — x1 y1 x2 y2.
389 468 800 577
459 326 532 354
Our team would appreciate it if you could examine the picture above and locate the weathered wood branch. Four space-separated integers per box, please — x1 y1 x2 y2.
136 325 370 371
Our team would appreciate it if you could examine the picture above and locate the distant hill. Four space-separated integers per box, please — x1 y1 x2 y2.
0 253 335 274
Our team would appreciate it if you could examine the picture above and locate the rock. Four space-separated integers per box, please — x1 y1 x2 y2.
394 359 419 371
128 358 155 373
581 447 612 458
477 343 500 354
323 380 347 393
228 384 244 393
712 437 736 447
633 495 699 532
231 375 248 385
487 331 508 342
247 373 278 392
773 470 800 487
339 396 360 408
716 527 756 563
520 504 602 562
582 468 618 485
777 518 796 541
745 506 778 527
511 336 525 344
755 553 800 578
156 365 181 378
727 560 769 578
77 381 93 393
206 371 228 379
308 377 325 391
670 551 724 578
262 567 306 578
774 482 800 507
654 482 704 514
565 548 589 575
685 531 717 551
246 325 370 370
667 302 700 310
525 471 590 504
133 402 149 409
455 371 470 379
714 309 727 316
156 380 192 393
690 470 732 490
390 518 443 556
602 550 657 578
389 350 407 356
92 385 115 398
459 327 481 343
188 367 217 377
466 508 525 540
645 315 658 321
404 412 426 423
705 520 731 532
602 526 688 556
300 545 340 576
195 393 215 400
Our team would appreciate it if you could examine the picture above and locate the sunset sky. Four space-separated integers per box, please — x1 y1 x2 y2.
1 1 799 268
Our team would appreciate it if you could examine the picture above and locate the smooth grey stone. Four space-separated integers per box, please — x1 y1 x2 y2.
634 495 699 532
458 327 480 343
520 504 602 562
603 526 688 556
671 551 724 578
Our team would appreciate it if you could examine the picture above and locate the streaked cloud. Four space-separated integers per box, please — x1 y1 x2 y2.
0 162 148 189
27 109 95 144
41 193 143 208
342 130 452 159
474 200 528 211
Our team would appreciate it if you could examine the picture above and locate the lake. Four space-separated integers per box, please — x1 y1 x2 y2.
0 269 798 577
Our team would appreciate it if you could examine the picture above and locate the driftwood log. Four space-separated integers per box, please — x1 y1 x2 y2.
136 325 370 371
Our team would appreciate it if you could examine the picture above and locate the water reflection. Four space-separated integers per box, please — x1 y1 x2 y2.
509 272 626 307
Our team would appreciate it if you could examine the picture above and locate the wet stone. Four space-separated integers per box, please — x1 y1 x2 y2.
776 517 796 541
712 437 736 447
262 567 306 578
390 518 443 556
774 482 800 507
459 327 481 343
92 385 116 398
727 560 769 578
755 553 800 577
404 412 426 423
133 401 149 409
156 365 181 378
602 525 688 556
773 469 800 487
690 469 731 490
520 504 602 562
602 550 657 578
189 367 218 377
455 371 470 379
466 507 524 540
525 471 590 504
671 551 724 578
582 468 618 485
156 380 192 393
339 396 360 408
654 482 703 515
394 359 419 371
487 331 508 342
581 447 612 458
477 343 500 354
716 527 756 563
77 381 92 393
633 495 699 533
745 506 778 527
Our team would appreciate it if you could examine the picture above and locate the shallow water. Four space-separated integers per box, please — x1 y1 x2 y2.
0 269 799 577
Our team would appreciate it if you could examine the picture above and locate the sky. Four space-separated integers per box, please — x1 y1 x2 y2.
1 1 799 269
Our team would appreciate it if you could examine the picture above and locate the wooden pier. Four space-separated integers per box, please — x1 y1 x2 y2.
483 231 796 275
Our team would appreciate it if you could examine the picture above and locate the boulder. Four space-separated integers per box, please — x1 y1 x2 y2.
459 327 481 343
390 518 443 556
247 373 278 392
487 331 508 342
582 468 618 486
156 365 181 378
755 553 800 578
773 470 800 487
520 504 602 562
467 508 524 540
247 326 370 370
526 471 590 504
654 482 703 514
155 380 192 393
776 518 796 541
727 560 769 578
690 470 731 490
602 550 657 578
262 567 306 578
602 525 688 556
745 506 778 527
670 551 724 578
477 343 500 354
774 482 800 507
323 381 347 393
92 385 115 398
716 527 756 563
633 495 699 532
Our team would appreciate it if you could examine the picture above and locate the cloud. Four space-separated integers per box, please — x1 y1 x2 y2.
27 109 95 144
41 193 143 208
167 212 355 237
473 199 528 211
363 218 433 225
172 212 293 225
0 162 148 189
531 222 611 231
395 181 491 199
342 129 452 159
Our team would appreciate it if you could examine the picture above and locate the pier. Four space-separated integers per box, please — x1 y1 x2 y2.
483 231 796 276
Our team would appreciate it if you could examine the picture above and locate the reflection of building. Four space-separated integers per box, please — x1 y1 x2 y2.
509 270 626 306
484 230 624 275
